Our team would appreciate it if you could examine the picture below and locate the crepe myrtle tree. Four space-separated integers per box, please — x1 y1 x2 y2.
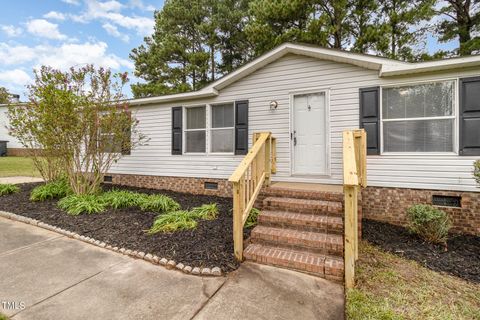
8 65 147 195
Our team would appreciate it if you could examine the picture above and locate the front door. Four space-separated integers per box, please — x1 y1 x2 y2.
292 92 328 175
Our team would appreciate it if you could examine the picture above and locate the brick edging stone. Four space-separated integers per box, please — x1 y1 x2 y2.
0 210 223 277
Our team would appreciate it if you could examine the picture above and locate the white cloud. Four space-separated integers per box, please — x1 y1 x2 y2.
44 11 67 21
62 0 81 5
0 41 133 71
102 23 130 42
0 43 36 65
70 0 154 35
0 69 32 86
129 0 156 11
26 19 67 40
1 25 22 37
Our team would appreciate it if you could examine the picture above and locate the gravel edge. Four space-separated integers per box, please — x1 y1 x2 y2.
0 210 223 277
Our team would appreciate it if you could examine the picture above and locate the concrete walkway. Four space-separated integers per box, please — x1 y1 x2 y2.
0 176 43 184
0 217 344 320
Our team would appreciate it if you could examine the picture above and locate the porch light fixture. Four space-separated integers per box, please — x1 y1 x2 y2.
269 100 278 110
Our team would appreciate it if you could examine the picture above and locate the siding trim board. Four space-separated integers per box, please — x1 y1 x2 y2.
108 52 480 192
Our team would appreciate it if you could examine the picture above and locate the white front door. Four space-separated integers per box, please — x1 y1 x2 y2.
292 92 328 175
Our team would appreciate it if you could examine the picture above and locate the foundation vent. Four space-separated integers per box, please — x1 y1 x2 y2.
432 195 461 208
104 175 113 183
204 182 218 190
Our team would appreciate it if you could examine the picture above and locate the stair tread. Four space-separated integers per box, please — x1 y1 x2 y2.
252 225 343 243
260 210 343 224
263 196 341 206
244 243 344 278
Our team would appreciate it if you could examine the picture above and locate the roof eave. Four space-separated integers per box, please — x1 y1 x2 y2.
380 58 480 77
127 88 218 106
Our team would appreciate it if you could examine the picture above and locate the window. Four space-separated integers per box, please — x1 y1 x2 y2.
185 106 206 153
210 103 234 153
382 81 455 153
183 103 235 154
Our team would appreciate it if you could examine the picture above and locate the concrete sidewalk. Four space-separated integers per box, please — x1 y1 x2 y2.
0 217 344 320
0 177 43 184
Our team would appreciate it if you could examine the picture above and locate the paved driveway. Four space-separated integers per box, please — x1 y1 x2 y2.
0 217 344 320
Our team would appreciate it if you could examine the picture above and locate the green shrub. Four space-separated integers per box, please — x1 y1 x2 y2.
189 203 218 220
406 204 451 245
148 203 220 234
245 208 260 228
30 179 71 201
58 194 107 215
101 189 142 209
148 211 198 234
0 183 20 196
474 160 480 186
138 194 180 213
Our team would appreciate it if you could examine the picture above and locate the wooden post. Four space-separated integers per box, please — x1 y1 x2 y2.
271 137 277 174
233 180 245 261
344 184 358 289
264 136 271 186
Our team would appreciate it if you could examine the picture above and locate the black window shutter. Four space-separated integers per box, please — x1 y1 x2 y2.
121 111 132 155
172 106 182 155
359 87 380 155
459 76 480 156
235 100 249 155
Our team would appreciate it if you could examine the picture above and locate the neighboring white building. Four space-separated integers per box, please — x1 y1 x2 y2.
0 105 23 149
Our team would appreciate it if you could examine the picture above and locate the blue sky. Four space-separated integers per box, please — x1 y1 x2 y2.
0 0 457 100
0 0 164 99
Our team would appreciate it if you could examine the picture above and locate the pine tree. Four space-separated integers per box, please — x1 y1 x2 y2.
374 0 435 61
436 0 480 56
130 0 252 98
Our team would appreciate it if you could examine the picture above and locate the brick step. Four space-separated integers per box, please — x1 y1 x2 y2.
250 225 343 256
261 187 344 202
244 243 344 281
258 210 343 234
263 197 343 216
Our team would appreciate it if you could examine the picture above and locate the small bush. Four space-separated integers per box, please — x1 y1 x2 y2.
406 204 451 245
30 179 71 201
148 203 220 234
148 211 198 234
101 189 142 209
245 208 260 228
0 184 20 196
58 194 107 215
189 203 218 220
138 194 180 213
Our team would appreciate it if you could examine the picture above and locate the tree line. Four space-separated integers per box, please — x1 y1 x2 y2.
130 0 479 98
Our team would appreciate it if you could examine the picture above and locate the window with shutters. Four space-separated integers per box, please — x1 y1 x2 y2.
381 80 456 153
183 103 236 154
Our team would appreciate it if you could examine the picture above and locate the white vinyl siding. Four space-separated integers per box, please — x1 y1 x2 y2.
110 54 480 192
0 106 23 148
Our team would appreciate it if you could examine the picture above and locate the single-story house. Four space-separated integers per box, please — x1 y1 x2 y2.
106 43 479 237
0 106 25 156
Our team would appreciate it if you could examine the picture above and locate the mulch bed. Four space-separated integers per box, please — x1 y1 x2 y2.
362 219 480 283
0 183 251 273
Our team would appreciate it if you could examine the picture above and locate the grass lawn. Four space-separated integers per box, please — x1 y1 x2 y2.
0 313 8 320
347 241 480 320
0 157 40 177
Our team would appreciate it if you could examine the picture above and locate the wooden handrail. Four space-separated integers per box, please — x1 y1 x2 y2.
229 132 276 260
343 129 367 289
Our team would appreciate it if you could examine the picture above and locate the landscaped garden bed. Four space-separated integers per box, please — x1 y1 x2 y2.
362 219 480 283
0 182 249 273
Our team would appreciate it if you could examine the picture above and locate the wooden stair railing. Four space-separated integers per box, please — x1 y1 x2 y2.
229 132 276 260
343 129 367 288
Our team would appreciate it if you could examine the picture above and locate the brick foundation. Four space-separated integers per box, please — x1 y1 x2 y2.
108 173 233 198
362 186 480 236
6 148 35 156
